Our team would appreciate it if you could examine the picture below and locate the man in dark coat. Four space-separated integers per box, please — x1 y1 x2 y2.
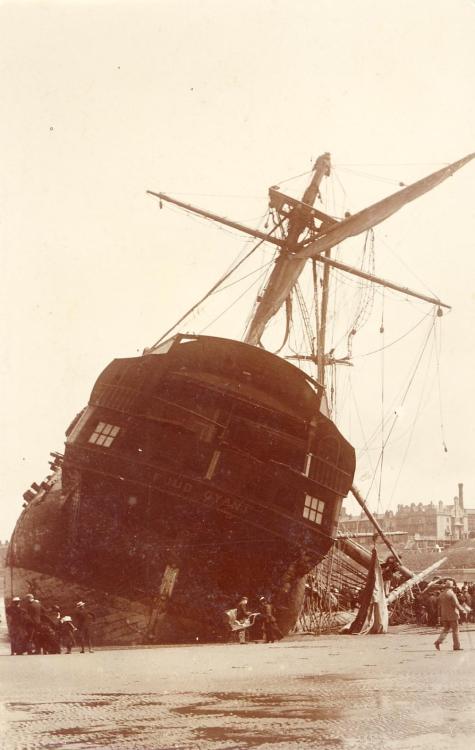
426 591 439 626
434 580 464 651
74 602 95 653
6 597 27 655
23 594 42 654
259 597 283 643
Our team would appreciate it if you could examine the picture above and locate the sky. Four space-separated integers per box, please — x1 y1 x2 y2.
0 0 474 538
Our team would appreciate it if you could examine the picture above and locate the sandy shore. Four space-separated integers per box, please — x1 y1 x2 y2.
1 625 474 750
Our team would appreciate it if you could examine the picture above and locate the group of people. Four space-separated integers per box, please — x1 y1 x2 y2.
233 595 283 643
6 595 95 655
413 579 474 627
305 578 364 612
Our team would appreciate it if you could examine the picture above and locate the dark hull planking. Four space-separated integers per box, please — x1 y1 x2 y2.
6 335 355 644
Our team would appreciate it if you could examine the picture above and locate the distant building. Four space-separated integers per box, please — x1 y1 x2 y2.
466 508 475 538
340 483 471 549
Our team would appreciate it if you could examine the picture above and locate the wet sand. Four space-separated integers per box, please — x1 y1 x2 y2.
1 626 474 749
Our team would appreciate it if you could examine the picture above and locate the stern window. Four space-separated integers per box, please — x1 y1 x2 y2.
303 495 325 525
88 422 121 447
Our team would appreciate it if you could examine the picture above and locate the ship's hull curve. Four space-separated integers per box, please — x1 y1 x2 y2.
6 476 318 644
6 335 355 645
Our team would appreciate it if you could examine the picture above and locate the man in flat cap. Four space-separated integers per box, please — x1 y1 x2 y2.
434 580 464 651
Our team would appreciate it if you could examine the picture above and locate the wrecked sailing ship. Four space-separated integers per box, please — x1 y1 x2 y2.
5 150 474 644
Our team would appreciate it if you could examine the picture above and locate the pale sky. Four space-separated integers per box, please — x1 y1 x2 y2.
1 0 474 537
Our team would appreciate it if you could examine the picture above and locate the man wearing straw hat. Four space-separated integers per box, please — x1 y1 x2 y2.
74 601 95 653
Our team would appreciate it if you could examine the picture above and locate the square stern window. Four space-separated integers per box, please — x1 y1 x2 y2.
303 495 325 525
89 422 121 448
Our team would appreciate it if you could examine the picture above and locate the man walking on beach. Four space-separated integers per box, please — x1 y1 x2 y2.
434 580 464 652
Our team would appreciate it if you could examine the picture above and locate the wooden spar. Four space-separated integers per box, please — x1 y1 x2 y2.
296 152 475 260
153 189 451 310
148 153 473 348
286 354 352 366
336 535 374 570
387 557 447 604
245 152 474 344
146 191 285 248
335 534 413 582
245 153 331 347
351 485 404 564
313 254 451 310
348 485 416 582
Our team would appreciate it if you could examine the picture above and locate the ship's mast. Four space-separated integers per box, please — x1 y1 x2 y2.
147 152 473 562
242 151 474 358
149 152 473 365
243 152 335 387
244 153 332 350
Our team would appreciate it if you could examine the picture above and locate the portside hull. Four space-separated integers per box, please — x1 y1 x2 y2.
6 477 320 644
7 336 355 645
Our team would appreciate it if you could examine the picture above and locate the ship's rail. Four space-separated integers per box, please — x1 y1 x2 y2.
87 382 350 496
90 383 307 451
91 383 327 450
90 383 139 412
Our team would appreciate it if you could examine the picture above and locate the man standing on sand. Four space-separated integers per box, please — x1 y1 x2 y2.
74 602 95 653
434 580 464 652
23 594 42 654
259 596 283 643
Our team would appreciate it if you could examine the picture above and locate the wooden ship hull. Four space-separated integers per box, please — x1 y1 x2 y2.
5 334 355 644
6 150 472 646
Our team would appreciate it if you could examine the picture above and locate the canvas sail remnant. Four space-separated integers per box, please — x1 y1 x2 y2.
345 548 388 634
245 153 474 346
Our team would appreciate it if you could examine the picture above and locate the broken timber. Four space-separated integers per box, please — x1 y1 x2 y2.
387 557 448 605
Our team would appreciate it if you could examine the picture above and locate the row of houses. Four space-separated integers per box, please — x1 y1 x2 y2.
340 483 474 549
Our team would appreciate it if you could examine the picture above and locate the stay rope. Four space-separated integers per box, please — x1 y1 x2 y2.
151 216 284 348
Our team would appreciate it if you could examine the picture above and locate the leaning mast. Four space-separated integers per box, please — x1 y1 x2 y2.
148 150 474 555
244 152 333 388
149 152 474 388
240 152 473 353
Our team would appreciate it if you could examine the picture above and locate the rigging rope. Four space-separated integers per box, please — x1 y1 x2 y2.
199 267 271 334
212 260 275 294
150 218 284 347
274 167 313 186
270 295 293 355
336 165 406 187
353 309 433 358
378 235 440 301
241 211 288 344
434 314 448 453
346 229 376 358
362 315 436 504
389 314 438 502
350 380 375 478
377 291 386 514
293 282 314 355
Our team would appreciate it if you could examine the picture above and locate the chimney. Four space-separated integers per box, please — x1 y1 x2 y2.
458 483 464 510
